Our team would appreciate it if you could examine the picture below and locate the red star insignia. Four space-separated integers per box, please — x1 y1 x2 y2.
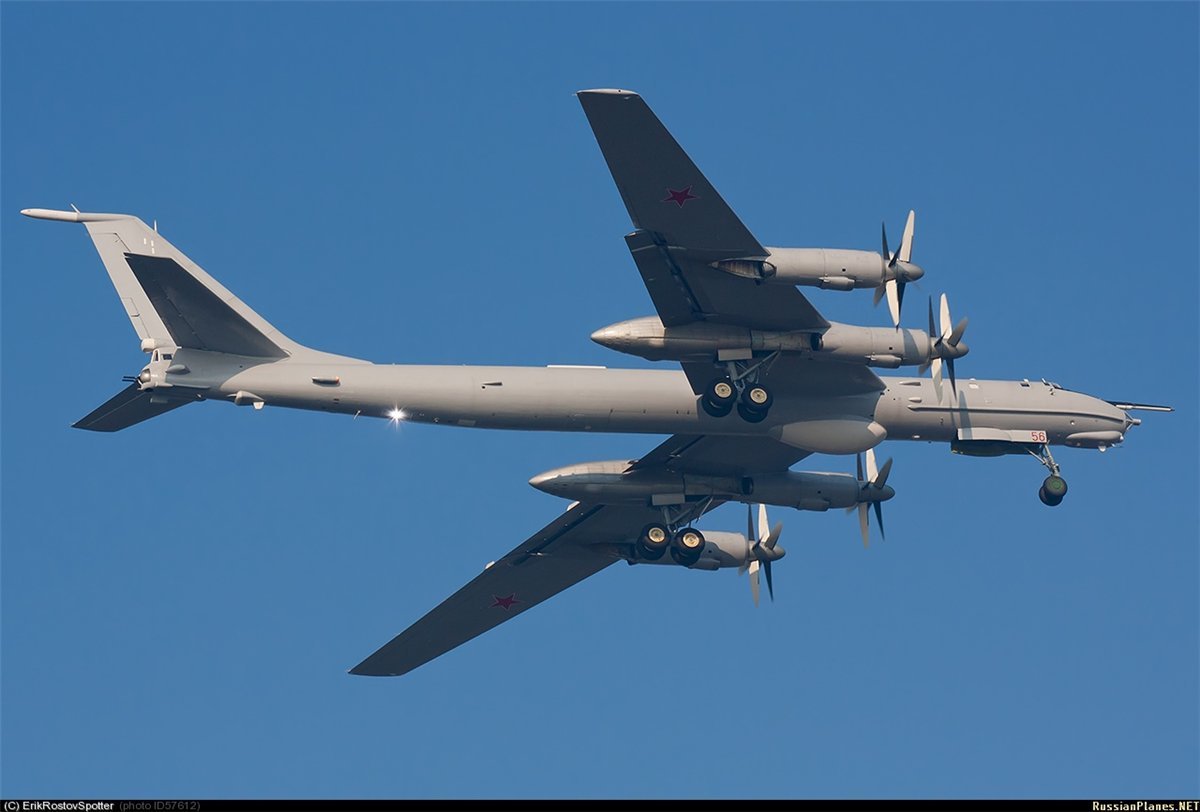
490 594 520 610
663 186 699 207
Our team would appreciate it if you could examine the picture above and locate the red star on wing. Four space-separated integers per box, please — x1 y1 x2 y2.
490 594 520 610
663 185 699 207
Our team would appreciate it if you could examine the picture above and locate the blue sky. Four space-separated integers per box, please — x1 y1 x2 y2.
2 1 1196 800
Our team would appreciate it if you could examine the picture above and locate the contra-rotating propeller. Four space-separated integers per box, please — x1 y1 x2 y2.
738 503 785 606
918 293 969 403
874 210 924 328
846 447 894 547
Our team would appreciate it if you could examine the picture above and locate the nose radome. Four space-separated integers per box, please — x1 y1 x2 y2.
528 471 556 490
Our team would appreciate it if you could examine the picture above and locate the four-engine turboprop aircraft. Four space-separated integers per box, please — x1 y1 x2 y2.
21 88 1169 677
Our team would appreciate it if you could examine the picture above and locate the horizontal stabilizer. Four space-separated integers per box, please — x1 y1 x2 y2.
73 384 193 432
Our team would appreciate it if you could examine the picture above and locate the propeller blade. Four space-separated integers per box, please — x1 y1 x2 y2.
748 559 761 607
927 295 937 340
947 317 969 348
763 522 784 551
758 503 770 544
947 356 957 396
931 357 944 404
858 502 870 548
873 500 886 541
885 279 901 328
747 503 755 543
896 279 907 322
881 222 890 267
939 293 952 341
874 456 894 488
856 451 864 481
899 209 915 263
873 283 885 308
866 447 879 484
764 559 775 602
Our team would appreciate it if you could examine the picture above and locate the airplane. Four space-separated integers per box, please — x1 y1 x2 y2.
21 88 1170 677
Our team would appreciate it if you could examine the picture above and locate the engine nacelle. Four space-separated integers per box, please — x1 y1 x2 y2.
590 316 934 369
528 462 884 511
713 248 885 290
814 323 933 368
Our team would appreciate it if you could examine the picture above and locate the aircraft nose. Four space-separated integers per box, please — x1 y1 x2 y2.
528 471 554 490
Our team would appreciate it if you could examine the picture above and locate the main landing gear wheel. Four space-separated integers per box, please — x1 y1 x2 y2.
669 527 705 567
1038 475 1068 507
735 384 773 423
635 523 670 560
701 377 736 418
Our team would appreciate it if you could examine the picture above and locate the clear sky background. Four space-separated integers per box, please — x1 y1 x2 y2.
2 1 1196 801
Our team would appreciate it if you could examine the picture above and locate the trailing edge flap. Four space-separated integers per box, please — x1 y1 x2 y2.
73 384 193 432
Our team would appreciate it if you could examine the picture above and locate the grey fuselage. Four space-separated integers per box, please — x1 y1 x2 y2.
162 349 1133 453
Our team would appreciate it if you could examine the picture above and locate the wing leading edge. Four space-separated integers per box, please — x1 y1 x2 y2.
351 502 652 677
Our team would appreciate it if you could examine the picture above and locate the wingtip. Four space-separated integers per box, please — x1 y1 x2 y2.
576 88 640 97
21 207 133 223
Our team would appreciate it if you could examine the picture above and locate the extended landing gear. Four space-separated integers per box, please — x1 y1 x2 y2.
634 523 706 565
669 527 705 567
700 353 778 422
1038 476 1068 507
635 523 670 560
630 503 710 567
736 385 772 423
1029 444 1068 507
700 377 736 417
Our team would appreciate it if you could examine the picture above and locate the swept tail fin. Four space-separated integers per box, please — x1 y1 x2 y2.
22 207 304 358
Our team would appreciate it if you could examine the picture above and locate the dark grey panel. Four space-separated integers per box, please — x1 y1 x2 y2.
625 230 828 332
124 254 286 358
578 90 765 256
630 434 811 478
351 502 661 676
73 384 193 432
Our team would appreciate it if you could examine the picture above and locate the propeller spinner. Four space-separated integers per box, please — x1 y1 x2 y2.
874 210 924 328
739 503 785 606
846 447 895 547
919 293 970 403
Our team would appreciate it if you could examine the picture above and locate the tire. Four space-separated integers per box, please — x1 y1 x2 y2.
700 396 733 418
705 377 736 407
1038 485 1063 507
737 402 768 423
741 384 773 412
1042 475 1068 499
669 527 705 566
635 523 670 560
